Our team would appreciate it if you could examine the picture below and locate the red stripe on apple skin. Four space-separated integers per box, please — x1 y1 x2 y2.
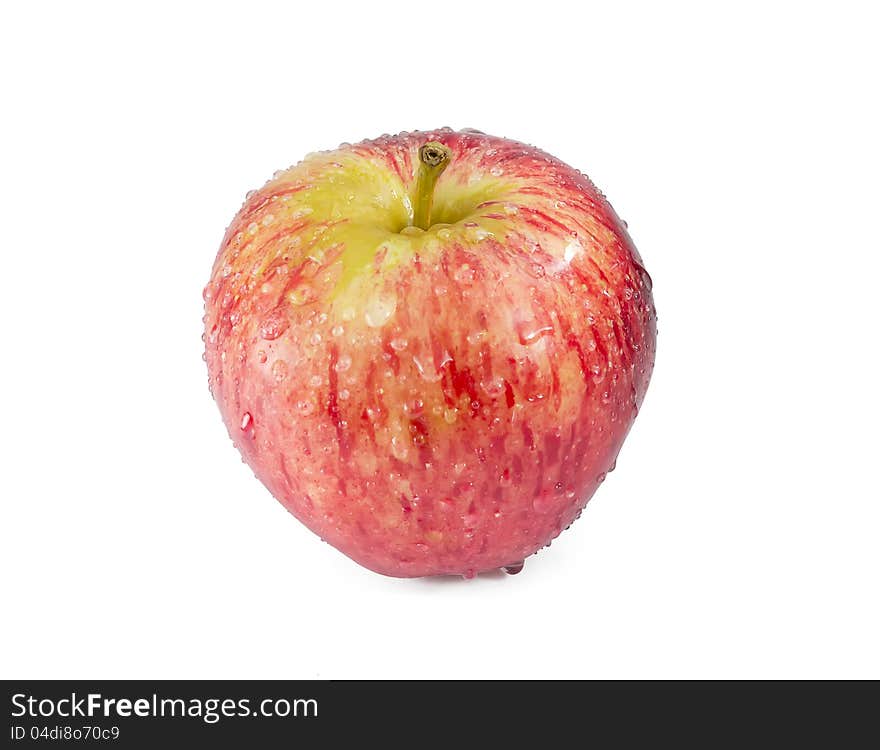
383 150 407 185
518 205 575 236
217 184 311 261
381 334 401 376
549 364 562 411
521 423 535 452
327 344 351 465
204 129 656 577
241 182 310 219
409 416 432 467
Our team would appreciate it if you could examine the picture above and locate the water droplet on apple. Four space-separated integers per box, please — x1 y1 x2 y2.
391 435 409 461
364 294 397 328
338 388 350 400
309 374 323 387
403 398 424 416
516 322 554 345
334 354 352 372
454 264 476 285
240 412 254 435
503 561 524 575
389 337 408 351
331 324 345 337
413 355 442 383
532 492 554 513
489 166 504 177
563 238 582 263
288 286 315 306
271 360 288 381
259 312 289 340
247 222 259 236
296 399 315 416
443 407 458 424
480 376 505 398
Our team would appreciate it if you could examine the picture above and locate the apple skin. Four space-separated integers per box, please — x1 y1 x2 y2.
203 128 656 577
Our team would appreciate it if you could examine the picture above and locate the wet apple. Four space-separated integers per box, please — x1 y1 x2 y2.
203 128 656 577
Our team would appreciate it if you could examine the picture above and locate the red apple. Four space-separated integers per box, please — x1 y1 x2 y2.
203 128 656 577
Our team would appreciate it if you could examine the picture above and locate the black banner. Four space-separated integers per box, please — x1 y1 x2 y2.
2 680 876 746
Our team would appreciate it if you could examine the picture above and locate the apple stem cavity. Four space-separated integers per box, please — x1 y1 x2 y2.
412 141 451 230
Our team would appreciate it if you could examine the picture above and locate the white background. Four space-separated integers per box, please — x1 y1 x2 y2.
2 1 878 679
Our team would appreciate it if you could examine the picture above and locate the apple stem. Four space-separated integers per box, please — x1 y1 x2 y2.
412 141 451 230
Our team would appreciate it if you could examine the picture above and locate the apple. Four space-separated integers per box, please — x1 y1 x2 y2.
203 128 656 578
